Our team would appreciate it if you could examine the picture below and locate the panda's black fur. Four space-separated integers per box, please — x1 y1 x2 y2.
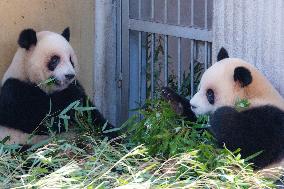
210 105 284 169
161 87 197 122
162 48 284 171
18 28 38 50
0 78 116 139
217 47 229 61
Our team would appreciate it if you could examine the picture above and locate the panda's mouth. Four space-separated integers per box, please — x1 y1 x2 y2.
39 76 75 94
54 78 62 86
53 77 74 88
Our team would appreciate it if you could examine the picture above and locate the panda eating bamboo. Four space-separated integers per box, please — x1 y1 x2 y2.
162 48 284 173
0 28 116 145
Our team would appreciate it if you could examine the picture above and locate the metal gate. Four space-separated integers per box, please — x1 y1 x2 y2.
116 0 213 124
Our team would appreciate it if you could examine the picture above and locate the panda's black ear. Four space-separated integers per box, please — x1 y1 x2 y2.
18 29 37 50
62 27 70 42
234 66 252 87
217 47 229 61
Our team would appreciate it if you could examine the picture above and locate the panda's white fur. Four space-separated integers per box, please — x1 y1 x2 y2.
2 30 79 94
0 126 48 145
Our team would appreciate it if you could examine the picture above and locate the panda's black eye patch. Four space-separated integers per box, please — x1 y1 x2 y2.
48 55 60 71
70 56 74 68
206 89 215 105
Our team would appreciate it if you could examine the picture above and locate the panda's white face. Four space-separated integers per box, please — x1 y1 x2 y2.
190 58 250 115
27 31 79 94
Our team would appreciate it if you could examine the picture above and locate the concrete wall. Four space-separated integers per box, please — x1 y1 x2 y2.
93 0 118 126
0 0 94 96
213 0 284 96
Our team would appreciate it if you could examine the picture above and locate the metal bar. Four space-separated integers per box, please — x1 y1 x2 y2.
116 0 123 125
204 42 208 69
151 33 155 99
177 0 181 93
204 0 208 29
128 19 212 42
138 32 142 105
141 35 147 105
209 43 212 66
190 0 195 97
121 0 130 123
151 0 155 20
191 0 194 26
178 37 181 93
164 35 168 86
138 0 142 105
138 0 141 19
178 0 181 25
150 0 155 98
190 40 195 97
119 0 122 79
164 0 168 23
204 0 209 70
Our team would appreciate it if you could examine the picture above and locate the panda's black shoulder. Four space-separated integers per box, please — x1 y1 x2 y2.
1 78 45 97
0 78 50 133
0 78 48 108
210 105 284 168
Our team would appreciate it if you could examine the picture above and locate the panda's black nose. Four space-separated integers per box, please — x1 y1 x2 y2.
65 74 75 80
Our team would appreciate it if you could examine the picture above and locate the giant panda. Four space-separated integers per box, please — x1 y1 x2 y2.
0 28 116 145
162 48 284 173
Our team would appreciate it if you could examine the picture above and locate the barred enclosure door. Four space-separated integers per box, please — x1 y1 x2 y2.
116 0 213 124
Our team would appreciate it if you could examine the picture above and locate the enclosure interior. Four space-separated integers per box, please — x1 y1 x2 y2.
117 0 213 124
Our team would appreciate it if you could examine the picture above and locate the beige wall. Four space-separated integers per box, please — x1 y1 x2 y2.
0 0 94 96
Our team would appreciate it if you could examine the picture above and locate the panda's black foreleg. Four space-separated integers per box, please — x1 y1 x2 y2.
161 87 197 122
210 106 284 169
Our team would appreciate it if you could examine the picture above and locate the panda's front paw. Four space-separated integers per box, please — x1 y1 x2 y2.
161 87 185 115
161 87 176 101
